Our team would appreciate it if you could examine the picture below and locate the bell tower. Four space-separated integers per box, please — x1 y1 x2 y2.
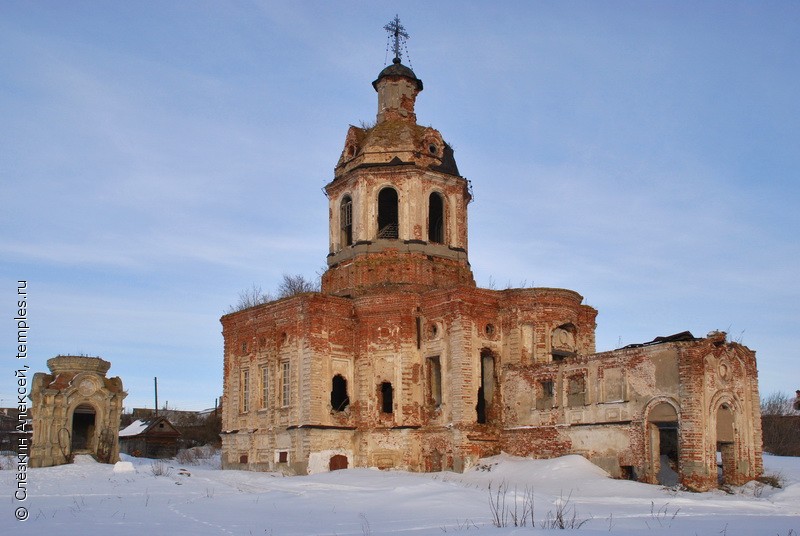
321 18 475 297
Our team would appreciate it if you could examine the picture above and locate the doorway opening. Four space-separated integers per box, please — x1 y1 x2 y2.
716 404 735 485
647 401 679 486
71 404 96 452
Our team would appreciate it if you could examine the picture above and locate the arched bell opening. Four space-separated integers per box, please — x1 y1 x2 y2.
377 187 399 239
428 191 444 244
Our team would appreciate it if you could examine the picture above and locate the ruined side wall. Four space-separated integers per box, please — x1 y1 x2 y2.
500 334 762 489
220 294 354 472
500 346 658 477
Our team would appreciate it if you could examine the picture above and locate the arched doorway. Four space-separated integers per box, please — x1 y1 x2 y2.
647 401 679 485
716 404 735 485
329 454 348 471
71 404 96 452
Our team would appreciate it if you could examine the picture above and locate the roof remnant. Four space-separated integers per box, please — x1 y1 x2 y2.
622 331 697 349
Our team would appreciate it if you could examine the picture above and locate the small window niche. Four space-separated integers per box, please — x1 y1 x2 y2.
331 374 350 412
427 356 442 408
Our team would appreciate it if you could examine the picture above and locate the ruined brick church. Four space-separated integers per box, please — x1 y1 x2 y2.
221 27 762 491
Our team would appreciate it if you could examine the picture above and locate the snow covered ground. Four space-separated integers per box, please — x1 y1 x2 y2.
2 451 798 535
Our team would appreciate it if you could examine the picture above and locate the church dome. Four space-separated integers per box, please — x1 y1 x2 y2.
372 57 423 91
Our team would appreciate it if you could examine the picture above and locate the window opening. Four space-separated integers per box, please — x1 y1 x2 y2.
281 362 290 407
477 349 495 423
377 187 399 239
260 365 269 409
536 380 555 410
278 451 288 463
380 381 394 414
240 369 250 413
331 374 350 411
428 192 444 244
340 195 353 247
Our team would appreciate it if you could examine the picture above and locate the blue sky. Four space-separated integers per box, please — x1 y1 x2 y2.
2 1 798 411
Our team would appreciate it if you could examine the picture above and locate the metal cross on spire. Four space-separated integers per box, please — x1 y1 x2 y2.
384 15 409 63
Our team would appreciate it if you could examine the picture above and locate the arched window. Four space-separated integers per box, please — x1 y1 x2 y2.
377 187 399 239
428 192 444 244
331 374 350 411
340 195 353 247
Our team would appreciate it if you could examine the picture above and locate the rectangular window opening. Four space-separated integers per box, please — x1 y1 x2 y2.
380 381 394 414
260 365 269 409
536 379 555 410
240 369 250 413
281 361 291 407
